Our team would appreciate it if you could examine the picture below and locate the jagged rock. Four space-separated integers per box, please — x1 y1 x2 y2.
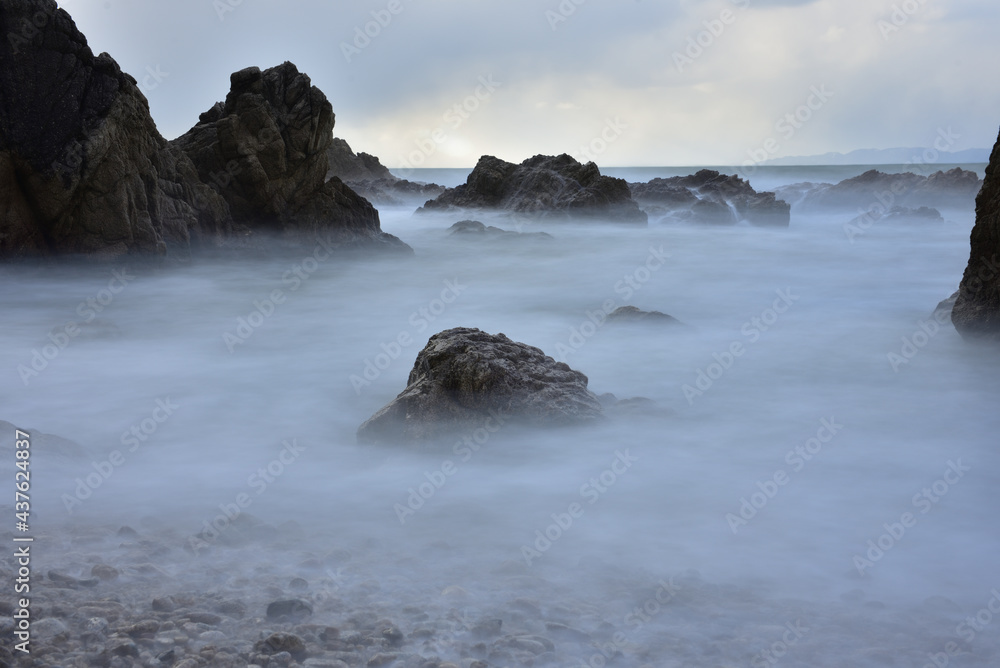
447 220 553 241
326 138 394 182
0 0 232 258
953 128 1000 341
606 306 682 325
417 154 647 224
172 63 409 252
357 327 604 444
784 168 982 212
629 170 789 227
0 2 409 258
0 420 86 459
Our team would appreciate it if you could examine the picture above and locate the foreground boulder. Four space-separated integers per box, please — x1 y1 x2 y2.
630 170 790 227
952 128 1000 341
417 154 647 224
357 328 604 444
0 0 232 258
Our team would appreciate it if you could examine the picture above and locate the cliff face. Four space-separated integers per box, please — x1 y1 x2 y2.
0 0 408 259
952 128 1000 341
0 0 231 258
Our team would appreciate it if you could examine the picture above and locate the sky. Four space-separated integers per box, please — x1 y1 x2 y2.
64 0 1000 167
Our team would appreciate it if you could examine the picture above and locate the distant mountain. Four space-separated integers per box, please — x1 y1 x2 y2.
765 147 990 166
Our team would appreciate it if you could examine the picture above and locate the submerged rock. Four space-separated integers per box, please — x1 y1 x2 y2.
417 154 647 224
606 306 683 325
357 327 604 444
447 219 553 241
845 205 944 229
952 128 1000 341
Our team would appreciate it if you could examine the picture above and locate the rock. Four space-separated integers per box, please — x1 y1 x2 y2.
255 632 307 660
0 421 86 459
447 219 553 241
0 2 408 259
788 168 982 212
151 596 177 613
326 138 394 182
606 306 683 325
845 205 944 228
172 63 410 253
418 154 647 224
91 564 120 581
630 170 789 227
0 0 232 258
934 291 959 323
357 327 605 444
47 570 99 587
349 177 446 206
953 127 1000 341
266 598 314 620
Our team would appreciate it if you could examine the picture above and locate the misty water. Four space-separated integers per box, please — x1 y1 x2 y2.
3 164 999 666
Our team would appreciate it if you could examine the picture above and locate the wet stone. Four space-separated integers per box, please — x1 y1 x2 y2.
267 598 314 620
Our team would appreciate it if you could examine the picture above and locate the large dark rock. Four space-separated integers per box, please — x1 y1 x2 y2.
783 168 982 212
417 154 647 224
952 128 1000 341
0 1 409 259
357 328 605 444
629 170 789 227
172 63 408 251
0 0 232 258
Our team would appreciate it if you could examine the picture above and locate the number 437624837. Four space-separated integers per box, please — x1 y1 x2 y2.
15 430 30 525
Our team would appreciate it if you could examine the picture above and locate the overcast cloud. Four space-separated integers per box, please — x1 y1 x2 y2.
66 0 1000 166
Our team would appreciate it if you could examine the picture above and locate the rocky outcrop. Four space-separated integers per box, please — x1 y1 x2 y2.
325 138 445 206
172 63 408 251
629 170 790 227
417 154 647 224
0 1 408 259
0 0 232 258
778 168 982 213
357 328 604 444
952 128 1000 341
326 138 394 182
